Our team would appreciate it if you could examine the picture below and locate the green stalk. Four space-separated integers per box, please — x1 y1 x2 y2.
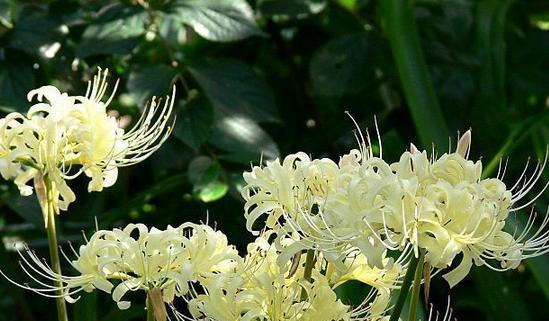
389 252 421 321
379 0 450 148
300 249 315 300
408 250 425 321
43 178 69 321
146 297 155 321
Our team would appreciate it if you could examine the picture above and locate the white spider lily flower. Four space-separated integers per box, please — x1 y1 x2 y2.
186 235 395 321
243 123 549 288
0 223 240 316
389 130 549 287
0 68 175 220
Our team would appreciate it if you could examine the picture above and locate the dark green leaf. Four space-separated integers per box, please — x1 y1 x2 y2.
470 268 531 321
170 0 262 42
188 156 213 184
187 58 278 122
127 65 178 107
210 115 279 164
0 58 34 113
309 32 374 97
76 5 147 58
0 185 41 227
173 92 214 150
73 292 97 321
0 0 21 29
258 0 327 18
8 9 63 58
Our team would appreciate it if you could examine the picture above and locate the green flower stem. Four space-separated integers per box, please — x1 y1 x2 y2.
389 252 421 321
300 249 316 300
43 178 69 321
146 296 155 321
408 250 426 321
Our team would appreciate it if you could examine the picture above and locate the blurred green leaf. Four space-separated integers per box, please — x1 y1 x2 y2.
475 0 511 110
379 0 450 148
173 93 213 150
188 157 228 202
0 58 34 113
170 0 263 42
188 156 213 183
210 115 279 164
0 0 21 29
309 32 373 97
0 186 41 227
73 292 96 321
8 9 63 58
158 12 187 49
198 181 228 202
258 0 327 18
76 5 147 58
471 268 531 321
127 65 178 107
188 58 278 122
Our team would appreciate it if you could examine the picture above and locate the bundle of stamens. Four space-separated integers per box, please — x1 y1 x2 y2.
0 223 240 319
0 68 176 220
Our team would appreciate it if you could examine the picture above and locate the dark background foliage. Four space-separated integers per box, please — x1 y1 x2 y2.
0 0 548 320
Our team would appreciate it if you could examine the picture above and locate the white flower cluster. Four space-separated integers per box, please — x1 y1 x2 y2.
242 130 549 287
187 234 402 321
3 223 240 312
0 69 175 221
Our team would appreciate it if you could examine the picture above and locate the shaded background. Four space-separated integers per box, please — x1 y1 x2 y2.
0 0 548 320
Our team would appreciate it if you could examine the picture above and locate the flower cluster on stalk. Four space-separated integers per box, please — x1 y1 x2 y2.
0 69 175 224
242 129 549 287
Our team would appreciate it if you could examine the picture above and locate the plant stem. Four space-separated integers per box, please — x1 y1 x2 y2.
389 252 421 321
43 178 69 321
146 294 156 321
300 249 315 300
379 0 450 148
408 250 426 321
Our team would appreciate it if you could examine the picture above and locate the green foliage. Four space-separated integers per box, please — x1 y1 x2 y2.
0 0 547 320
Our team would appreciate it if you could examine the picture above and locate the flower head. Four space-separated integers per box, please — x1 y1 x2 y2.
0 68 175 222
1 223 239 317
242 125 549 287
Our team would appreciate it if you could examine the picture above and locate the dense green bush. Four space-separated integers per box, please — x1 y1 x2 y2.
0 0 547 320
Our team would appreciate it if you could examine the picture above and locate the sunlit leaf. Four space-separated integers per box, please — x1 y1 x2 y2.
210 115 279 164
170 0 263 42
258 0 327 18
76 5 147 58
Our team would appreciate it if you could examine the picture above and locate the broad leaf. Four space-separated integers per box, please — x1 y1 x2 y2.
188 157 228 203
170 0 262 42
127 65 178 107
210 115 279 164
258 0 327 18
173 92 214 151
76 5 147 58
187 58 278 122
9 9 63 58
0 58 34 113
